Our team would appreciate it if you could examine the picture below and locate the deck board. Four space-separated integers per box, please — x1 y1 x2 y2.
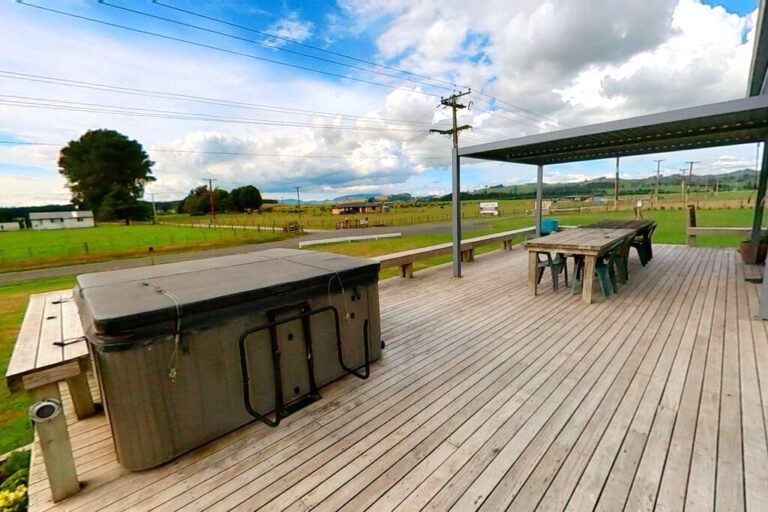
26 244 768 511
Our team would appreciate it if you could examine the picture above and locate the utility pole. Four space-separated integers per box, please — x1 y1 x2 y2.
680 168 687 203
684 161 700 204
430 89 472 278
204 178 218 225
148 192 158 225
294 186 302 225
614 157 620 211
653 159 664 205
755 142 762 190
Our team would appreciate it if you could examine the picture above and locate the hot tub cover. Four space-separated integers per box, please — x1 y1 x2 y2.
75 248 379 341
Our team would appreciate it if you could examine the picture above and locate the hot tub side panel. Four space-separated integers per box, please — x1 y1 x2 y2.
90 282 381 471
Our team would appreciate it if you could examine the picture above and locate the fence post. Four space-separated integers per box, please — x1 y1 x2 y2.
686 204 697 246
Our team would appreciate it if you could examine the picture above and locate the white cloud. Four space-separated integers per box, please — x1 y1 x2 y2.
264 12 314 45
0 1 761 205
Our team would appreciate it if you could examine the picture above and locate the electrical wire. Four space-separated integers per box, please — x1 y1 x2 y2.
17 1 565 130
0 97 433 133
17 1 440 98
0 140 449 160
99 0 455 96
152 0 462 91
0 70 437 127
151 0 567 127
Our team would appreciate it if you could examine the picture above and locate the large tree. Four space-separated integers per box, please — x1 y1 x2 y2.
230 185 263 212
58 129 155 220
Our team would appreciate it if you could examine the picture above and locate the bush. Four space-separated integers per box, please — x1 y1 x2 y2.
0 451 30 481
0 469 28 492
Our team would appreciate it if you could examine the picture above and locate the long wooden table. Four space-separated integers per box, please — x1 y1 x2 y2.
524 228 636 304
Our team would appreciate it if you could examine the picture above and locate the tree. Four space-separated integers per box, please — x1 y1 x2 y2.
99 184 151 224
58 129 155 220
230 185 263 212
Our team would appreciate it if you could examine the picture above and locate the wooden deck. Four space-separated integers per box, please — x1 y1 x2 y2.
27 244 768 511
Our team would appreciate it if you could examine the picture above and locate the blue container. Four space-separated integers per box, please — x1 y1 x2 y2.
541 219 559 235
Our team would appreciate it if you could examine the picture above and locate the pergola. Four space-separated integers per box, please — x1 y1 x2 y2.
451 0 768 282
455 94 768 278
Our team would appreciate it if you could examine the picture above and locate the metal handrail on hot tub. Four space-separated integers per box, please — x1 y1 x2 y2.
238 303 370 428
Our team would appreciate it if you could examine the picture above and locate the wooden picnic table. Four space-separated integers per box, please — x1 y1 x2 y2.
584 219 657 267
524 228 636 304
5 289 96 502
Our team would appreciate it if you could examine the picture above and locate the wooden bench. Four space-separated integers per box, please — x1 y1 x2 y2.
376 227 536 278
5 290 97 502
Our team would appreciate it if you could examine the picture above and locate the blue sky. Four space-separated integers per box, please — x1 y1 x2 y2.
0 0 762 205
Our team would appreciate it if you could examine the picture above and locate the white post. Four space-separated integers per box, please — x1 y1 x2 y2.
535 164 544 237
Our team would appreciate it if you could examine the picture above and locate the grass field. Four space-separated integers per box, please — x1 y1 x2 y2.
0 224 288 273
164 191 758 231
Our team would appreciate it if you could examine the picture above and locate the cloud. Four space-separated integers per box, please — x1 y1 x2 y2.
0 1 761 204
264 12 314 45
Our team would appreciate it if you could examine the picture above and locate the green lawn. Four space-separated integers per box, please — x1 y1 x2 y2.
0 224 288 273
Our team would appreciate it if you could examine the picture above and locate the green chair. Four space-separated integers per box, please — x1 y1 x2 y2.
631 225 656 266
571 252 618 298
535 252 568 291
596 251 619 297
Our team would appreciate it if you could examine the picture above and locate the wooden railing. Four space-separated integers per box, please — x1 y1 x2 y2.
376 227 536 278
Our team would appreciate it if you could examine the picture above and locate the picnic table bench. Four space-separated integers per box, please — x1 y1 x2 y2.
5 289 96 502
376 227 535 278
525 228 636 304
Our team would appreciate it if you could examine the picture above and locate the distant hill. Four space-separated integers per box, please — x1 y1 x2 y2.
449 168 759 202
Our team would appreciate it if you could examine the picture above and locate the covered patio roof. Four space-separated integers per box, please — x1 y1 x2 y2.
458 94 768 165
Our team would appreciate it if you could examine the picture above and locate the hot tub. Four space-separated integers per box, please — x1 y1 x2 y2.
75 248 381 471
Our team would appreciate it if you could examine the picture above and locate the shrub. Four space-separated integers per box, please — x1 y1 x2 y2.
0 451 30 481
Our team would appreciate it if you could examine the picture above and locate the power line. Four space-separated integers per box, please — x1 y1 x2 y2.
0 140 448 160
151 0 461 91
151 1 566 127
0 96 432 133
0 70 436 127
17 1 441 98
98 0 454 95
16 2 564 133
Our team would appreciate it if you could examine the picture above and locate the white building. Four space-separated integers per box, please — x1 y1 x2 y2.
0 221 21 232
29 211 95 230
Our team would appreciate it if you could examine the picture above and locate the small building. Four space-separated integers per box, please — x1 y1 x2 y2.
330 202 383 215
29 211 95 230
0 221 21 232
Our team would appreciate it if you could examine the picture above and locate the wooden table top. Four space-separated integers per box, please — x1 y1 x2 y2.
583 219 656 231
6 289 89 392
524 228 636 255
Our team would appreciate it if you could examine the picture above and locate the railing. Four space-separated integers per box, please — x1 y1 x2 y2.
376 227 536 278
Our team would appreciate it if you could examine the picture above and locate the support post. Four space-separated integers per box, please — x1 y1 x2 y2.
687 205 698 246
614 156 620 211
31 383 80 502
749 141 768 264
535 164 543 237
452 148 462 277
